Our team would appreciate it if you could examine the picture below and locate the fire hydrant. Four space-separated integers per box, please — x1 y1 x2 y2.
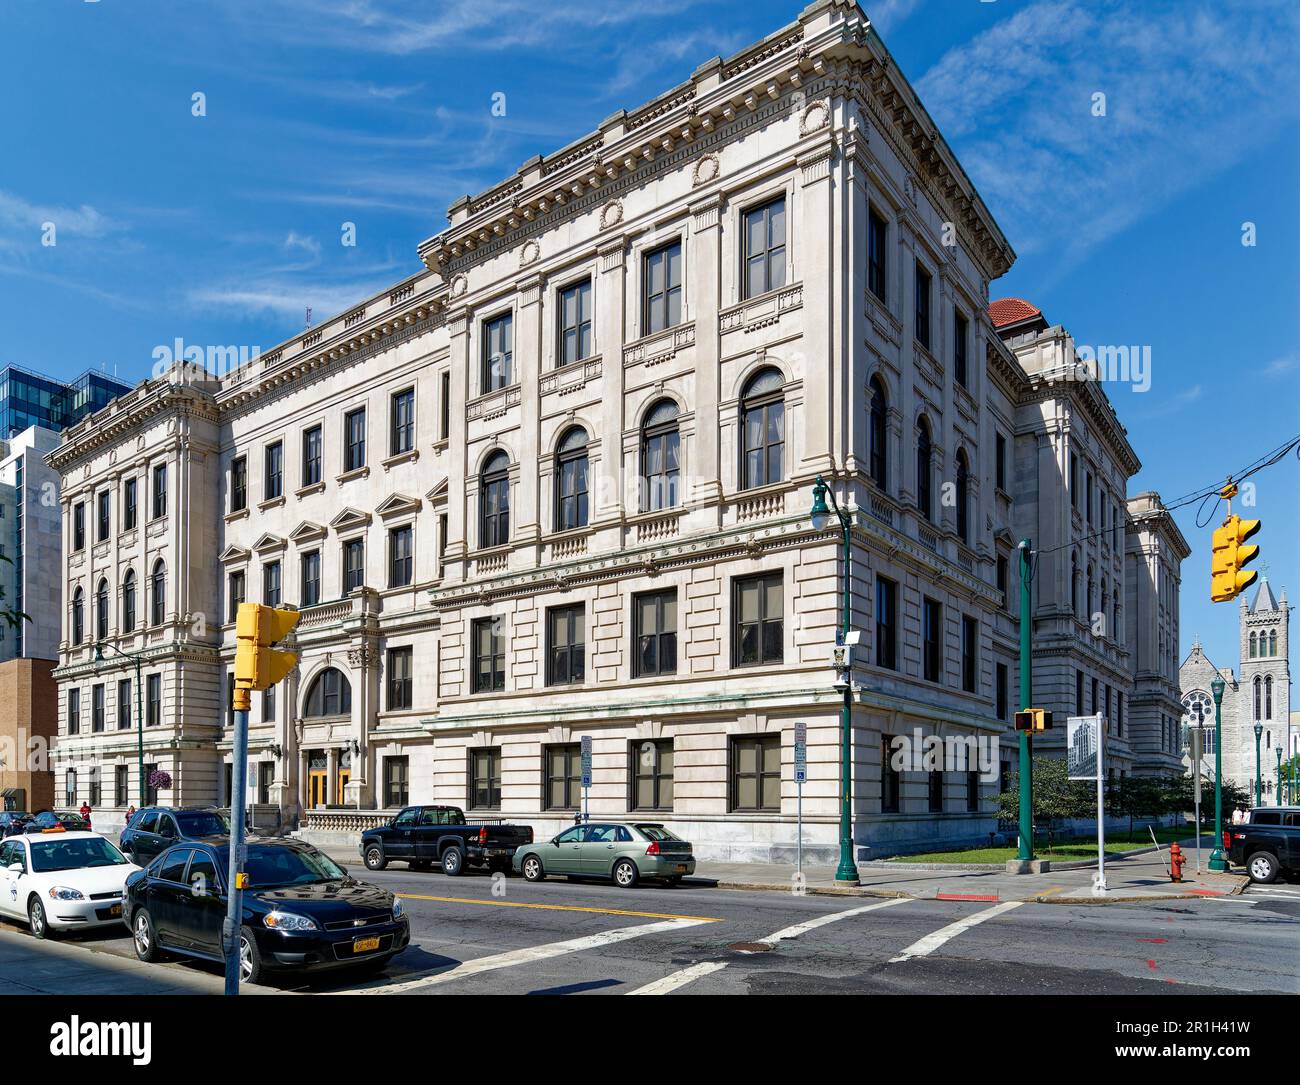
1169 843 1184 883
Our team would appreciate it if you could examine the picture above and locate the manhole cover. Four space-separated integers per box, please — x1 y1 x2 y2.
728 941 774 953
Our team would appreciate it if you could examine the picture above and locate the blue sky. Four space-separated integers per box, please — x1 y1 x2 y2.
1 0 1297 672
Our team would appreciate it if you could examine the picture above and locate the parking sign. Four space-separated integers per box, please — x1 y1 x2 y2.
794 722 807 784
580 735 592 788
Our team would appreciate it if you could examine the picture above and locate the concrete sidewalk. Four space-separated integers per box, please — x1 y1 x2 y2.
321 835 1249 905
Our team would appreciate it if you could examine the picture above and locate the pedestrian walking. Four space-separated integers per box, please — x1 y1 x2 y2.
126 804 136 823
1231 806 1244 825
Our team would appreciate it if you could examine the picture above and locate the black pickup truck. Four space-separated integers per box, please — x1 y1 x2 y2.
360 806 534 876
1225 806 1300 882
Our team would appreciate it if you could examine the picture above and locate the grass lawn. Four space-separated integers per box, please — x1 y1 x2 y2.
889 826 1213 864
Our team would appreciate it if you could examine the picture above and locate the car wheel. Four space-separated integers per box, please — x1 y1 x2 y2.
441 845 465 876
28 896 56 940
364 845 387 871
521 854 545 882
132 908 161 962
1248 851 1280 884
238 927 265 986
612 859 639 889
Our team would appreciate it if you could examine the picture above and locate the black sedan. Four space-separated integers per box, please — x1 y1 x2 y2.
0 812 30 837
124 837 409 985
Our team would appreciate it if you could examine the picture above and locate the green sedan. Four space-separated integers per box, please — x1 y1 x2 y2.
512 822 695 888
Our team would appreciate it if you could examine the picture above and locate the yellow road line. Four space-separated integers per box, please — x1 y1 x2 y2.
396 892 724 923
1036 886 1066 899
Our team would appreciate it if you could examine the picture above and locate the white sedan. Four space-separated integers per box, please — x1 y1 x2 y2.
0 829 140 938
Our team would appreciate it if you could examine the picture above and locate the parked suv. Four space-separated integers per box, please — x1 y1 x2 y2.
360 806 533 875
119 807 230 865
1225 806 1300 883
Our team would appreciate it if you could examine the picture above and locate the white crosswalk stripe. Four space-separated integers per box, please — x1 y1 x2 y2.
1245 883 1300 896
627 897 911 995
889 901 1024 963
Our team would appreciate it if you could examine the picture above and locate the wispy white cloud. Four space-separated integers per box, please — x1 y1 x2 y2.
864 0 925 34
916 0 1300 273
1133 382 1202 420
1262 354 1300 379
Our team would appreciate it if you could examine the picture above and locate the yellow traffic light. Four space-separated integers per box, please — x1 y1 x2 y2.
234 603 300 708
1211 514 1261 602
1014 708 1053 732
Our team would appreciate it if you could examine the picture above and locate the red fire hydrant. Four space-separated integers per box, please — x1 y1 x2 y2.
1169 843 1184 883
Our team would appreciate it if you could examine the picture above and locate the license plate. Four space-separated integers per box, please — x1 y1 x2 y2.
109 904 122 917
352 936 380 954
675 864 689 874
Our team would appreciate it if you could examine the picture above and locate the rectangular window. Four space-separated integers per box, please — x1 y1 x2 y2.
544 744 581 810
123 477 137 530
390 387 415 455
228 571 245 623
954 311 969 387
263 561 281 607
875 576 898 670
439 371 451 441
152 463 167 519
996 662 1009 722
558 279 593 365
730 735 780 812
967 770 980 813
868 208 887 302
743 196 787 299
997 555 1009 609
302 425 322 486
384 756 409 808
961 616 978 694
1070 453 1079 509
914 263 931 349
546 604 586 686
438 513 448 575
922 598 942 683
264 441 283 500
631 740 674 811
68 688 80 734
88 766 100 808
262 685 275 724
345 408 366 473
881 735 900 813
468 747 501 810
300 550 320 607
733 572 783 667
1117 692 1124 738
92 684 105 732
472 617 505 693
996 432 1007 490
343 538 365 592
73 502 85 551
387 646 413 710
633 590 677 678
642 241 682 335
118 679 131 730
1086 472 1093 524
96 490 110 542
482 312 514 392
257 761 275 805
115 765 129 808
389 525 413 588
928 768 943 813
231 456 247 512
1091 676 1098 714
146 674 162 727
1076 670 1085 715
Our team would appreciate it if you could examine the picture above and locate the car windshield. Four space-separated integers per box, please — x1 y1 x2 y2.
175 811 229 836
635 825 682 842
30 837 129 873
240 846 346 888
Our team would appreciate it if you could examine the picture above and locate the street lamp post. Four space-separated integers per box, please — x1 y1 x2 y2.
94 641 145 808
1209 674 1227 872
1253 722 1263 809
810 476 859 885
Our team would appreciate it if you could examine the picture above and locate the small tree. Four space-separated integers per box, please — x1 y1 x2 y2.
996 757 1094 852
1111 776 1166 841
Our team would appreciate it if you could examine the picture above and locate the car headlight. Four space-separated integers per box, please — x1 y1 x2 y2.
262 910 320 932
392 897 403 919
48 886 85 901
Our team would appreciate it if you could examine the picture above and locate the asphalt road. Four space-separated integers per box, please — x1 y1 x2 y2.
2 863 1296 996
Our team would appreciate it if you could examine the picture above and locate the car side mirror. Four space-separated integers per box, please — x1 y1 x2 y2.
550 836 560 846
7 863 22 873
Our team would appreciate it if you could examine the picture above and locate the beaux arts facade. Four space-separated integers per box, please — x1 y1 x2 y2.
49 1 1180 860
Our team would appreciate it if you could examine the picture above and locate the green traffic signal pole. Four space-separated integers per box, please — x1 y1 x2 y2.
1254 723 1263 808
1276 747 1283 806
1209 675 1227 871
1017 539 1033 863
94 642 145 807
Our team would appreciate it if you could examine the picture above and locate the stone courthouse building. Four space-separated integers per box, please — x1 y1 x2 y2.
50 1 1185 859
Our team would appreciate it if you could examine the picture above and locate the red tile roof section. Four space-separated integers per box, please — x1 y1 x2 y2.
988 297 1041 328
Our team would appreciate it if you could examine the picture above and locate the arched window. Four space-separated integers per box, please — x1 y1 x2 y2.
71 587 84 645
554 428 589 532
479 451 510 548
1266 675 1273 719
869 378 887 489
740 368 784 490
149 560 166 626
122 570 137 634
1254 675 1262 721
303 667 352 718
1250 631 1258 657
640 400 680 512
95 579 109 642
916 418 932 521
955 449 970 544
1269 629 1278 656
1071 554 1079 617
